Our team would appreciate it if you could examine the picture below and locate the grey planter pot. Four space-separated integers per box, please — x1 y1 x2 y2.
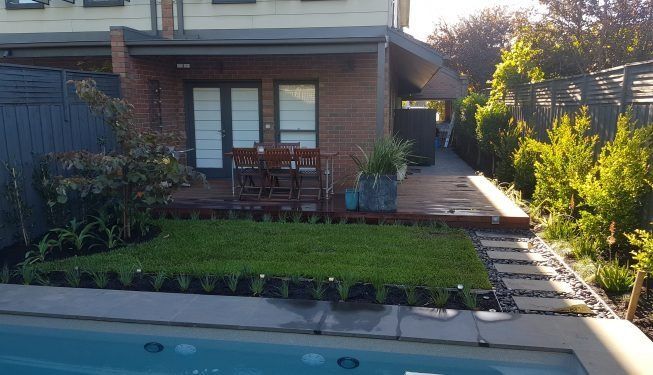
358 175 398 212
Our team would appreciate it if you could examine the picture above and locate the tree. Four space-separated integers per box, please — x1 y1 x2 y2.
490 40 545 101
427 7 519 89
517 0 653 76
47 80 205 239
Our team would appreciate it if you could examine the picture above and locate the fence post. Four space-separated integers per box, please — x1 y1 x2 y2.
618 64 631 114
580 73 589 106
529 84 536 125
61 70 69 122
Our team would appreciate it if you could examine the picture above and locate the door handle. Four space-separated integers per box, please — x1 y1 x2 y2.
220 129 227 138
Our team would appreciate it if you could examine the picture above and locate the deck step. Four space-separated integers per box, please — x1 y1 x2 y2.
486 251 545 262
480 240 529 249
475 231 528 240
502 278 573 293
513 297 593 314
494 264 556 276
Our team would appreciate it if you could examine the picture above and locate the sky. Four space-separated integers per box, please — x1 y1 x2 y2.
404 0 543 42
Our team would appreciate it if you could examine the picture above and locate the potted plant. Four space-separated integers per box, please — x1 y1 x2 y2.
351 136 413 212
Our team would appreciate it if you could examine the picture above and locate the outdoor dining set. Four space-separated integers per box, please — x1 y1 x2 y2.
227 143 337 201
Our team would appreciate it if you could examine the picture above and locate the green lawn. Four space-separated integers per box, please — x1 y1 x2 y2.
41 219 491 288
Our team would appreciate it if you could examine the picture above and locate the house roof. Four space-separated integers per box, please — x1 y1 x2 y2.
408 66 469 100
0 26 449 94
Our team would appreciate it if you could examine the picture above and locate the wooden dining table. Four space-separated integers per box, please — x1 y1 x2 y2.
223 150 338 200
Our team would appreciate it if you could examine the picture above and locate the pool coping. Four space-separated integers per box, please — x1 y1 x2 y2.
0 284 651 374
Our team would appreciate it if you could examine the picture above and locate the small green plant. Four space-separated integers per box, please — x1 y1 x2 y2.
291 211 303 223
51 218 98 253
460 287 478 310
429 288 450 308
16 265 38 285
336 275 354 301
64 267 82 288
97 225 123 250
373 282 387 304
89 271 109 289
541 212 576 241
2 162 32 247
351 136 413 186
189 211 200 220
338 218 348 225
240 265 253 278
176 274 192 292
278 211 289 223
227 210 238 220
404 286 419 306
356 217 366 225
1 264 10 284
570 238 600 259
117 265 136 287
310 280 326 300
307 215 320 224
262 214 273 222
200 275 218 293
226 272 240 294
23 234 58 265
277 279 290 298
151 271 167 291
250 276 265 296
595 259 634 293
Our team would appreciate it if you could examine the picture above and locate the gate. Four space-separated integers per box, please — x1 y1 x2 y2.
393 109 437 165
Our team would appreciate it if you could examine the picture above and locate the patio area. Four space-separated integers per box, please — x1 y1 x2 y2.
168 150 530 229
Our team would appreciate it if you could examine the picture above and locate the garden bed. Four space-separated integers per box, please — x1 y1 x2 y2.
2 218 498 311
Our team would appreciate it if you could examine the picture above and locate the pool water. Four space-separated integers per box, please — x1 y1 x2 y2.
0 323 583 375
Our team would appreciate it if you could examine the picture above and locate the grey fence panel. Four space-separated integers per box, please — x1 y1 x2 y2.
0 64 120 249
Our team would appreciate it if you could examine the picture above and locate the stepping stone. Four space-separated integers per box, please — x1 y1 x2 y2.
487 251 545 262
494 264 556 276
513 297 593 314
481 240 529 249
502 278 573 293
476 231 528 240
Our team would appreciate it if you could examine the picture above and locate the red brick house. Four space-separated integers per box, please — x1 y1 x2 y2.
0 0 466 186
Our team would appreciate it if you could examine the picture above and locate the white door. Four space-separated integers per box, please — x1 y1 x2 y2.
192 87 223 170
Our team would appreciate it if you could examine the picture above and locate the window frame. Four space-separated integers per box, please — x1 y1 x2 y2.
83 0 125 7
5 0 44 10
274 80 320 147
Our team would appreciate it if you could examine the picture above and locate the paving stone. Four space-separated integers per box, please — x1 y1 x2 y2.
486 251 545 262
513 297 593 314
502 278 573 293
321 303 399 339
475 231 528 240
494 264 556 276
481 240 530 249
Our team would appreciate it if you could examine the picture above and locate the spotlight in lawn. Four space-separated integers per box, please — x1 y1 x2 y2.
457 284 464 291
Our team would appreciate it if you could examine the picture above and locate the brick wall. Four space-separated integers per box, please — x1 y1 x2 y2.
113 50 380 188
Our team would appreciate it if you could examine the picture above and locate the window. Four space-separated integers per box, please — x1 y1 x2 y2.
5 0 44 10
83 0 124 7
277 83 318 147
212 0 255 4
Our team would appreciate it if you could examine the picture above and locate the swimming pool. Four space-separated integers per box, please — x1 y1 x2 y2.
0 318 585 375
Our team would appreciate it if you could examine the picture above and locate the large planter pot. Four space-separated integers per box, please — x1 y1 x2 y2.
358 175 398 212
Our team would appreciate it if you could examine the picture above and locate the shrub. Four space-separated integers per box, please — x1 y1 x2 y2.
512 137 545 197
595 259 634 293
45 80 204 240
351 136 413 185
494 120 532 183
577 114 653 249
541 212 577 241
533 109 597 214
475 101 513 155
627 229 653 273
455 93 488 141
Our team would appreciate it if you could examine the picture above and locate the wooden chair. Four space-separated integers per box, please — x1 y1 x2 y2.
232 147 265 200
294 148 323 200
276 142 300 154
263 148 295 199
